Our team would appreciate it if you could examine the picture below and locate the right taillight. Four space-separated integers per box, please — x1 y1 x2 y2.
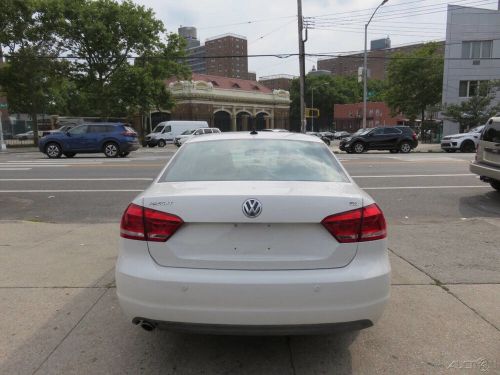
321 203 387 243
120 203 183 242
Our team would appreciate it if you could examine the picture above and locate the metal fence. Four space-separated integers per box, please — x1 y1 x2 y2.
5 139 35 147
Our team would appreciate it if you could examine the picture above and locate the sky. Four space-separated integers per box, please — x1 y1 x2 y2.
136 0 499 79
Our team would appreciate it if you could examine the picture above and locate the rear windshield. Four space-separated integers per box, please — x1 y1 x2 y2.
162 139 349 182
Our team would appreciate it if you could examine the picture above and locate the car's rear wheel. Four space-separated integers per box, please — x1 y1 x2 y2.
45 143 62 158
157 139 166 148
353 142 365 154
460 140 475 153
490 180 500 191
103 142 119 158
119 152 129 158
399 142 412 153
63 152 76 158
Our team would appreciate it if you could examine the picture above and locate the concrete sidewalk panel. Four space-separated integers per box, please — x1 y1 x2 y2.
0 288 105 375
389 219 500 284
290 285 500 374
447 284 500 330
36 290 293 375
389 253 433 285
0 222 117 287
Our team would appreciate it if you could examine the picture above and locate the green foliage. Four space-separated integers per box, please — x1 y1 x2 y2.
385 42 443 121
0 0 189 134
289 74 386 131
443 81 500 130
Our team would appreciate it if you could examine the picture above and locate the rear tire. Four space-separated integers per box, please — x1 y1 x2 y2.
63 152 75 158
490 180 500 191
45 143 62 158
399 142 412 153
103 142 119 158
353 142 365 154
157 139 166 148
460 140 475 153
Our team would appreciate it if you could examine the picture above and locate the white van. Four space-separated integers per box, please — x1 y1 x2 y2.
145 121 209 147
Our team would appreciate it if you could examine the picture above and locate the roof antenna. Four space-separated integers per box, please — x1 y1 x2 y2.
250 126 258 135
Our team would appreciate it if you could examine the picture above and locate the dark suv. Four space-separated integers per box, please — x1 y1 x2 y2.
470 117 500 191
339 126 418 154
39 123 139 158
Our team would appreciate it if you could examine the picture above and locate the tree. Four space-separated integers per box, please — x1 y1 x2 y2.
290 74 386 131
443 81 500 131
59 0 167 117
385 43 443 123
0 0 65 145
109 33 190 136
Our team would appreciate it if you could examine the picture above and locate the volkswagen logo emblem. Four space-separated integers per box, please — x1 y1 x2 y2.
242 198 262 218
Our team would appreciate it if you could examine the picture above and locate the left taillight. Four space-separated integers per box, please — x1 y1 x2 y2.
120 203 183 242
321 203 387 243
122 131 137 137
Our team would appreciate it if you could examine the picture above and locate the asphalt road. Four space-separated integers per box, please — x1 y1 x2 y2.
1 146 499 374
1 147 499 223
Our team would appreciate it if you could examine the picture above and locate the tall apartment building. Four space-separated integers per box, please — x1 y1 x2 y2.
178 26 206 74
205 33 248 79
317 40 445 80
441 4 500 135
180 28 250 79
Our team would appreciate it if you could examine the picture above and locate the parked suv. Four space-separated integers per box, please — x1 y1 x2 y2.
470 117 500 191
339 126 418 154
440 125 484 153
39 123 139 158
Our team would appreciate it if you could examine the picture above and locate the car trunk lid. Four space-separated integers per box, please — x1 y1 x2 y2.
143 181 363 270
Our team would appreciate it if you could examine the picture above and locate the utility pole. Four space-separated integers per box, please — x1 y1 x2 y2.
363 0 388 129
297 0 307 133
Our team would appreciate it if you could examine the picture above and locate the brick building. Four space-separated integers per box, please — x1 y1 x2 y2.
318 41 445 80
334 102 406 131
157 73 290 131
205 33 249 79
259 74 296 91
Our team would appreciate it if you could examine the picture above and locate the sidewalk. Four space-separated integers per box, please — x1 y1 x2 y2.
0 220 498 374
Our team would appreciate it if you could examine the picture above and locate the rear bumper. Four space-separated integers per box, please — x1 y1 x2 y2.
121 141 140 152
470 161 500 182
131 318 372 335
116 239 391 332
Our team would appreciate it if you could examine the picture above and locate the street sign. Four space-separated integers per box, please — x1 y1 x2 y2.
305 108 320 119
0 103 8 110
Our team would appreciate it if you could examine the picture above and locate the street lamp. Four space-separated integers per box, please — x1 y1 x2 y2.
311 83 328 132
363 0 388 129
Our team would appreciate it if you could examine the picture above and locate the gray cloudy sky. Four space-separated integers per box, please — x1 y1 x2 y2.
136 0 499 78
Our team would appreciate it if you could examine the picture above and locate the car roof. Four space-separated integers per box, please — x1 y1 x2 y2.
185 131 324 144
80 122 125 126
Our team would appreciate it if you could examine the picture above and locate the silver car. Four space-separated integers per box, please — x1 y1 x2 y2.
470 117 500 191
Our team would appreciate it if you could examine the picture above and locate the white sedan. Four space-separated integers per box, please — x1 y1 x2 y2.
116 132 390 335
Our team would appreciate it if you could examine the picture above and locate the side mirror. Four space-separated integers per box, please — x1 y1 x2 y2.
66 132 71 137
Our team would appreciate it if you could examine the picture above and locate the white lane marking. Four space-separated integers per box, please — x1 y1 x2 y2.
0 168 32 171
0 189 143 193
0 178 153 181
363 185 489 190
0 163 69 169
353 174 475 178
